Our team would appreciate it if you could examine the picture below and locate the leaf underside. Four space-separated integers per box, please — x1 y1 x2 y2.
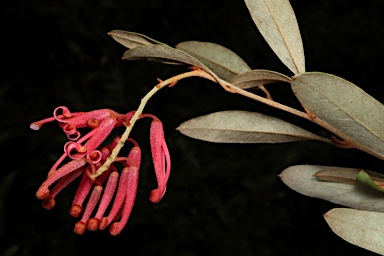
244 0 305 74
324 208 384 255
122 44 221 80
176 41 251 81
292 72 384 160
230 69 291 89
279 165 384 212
177 110 326 143
108 30 164 49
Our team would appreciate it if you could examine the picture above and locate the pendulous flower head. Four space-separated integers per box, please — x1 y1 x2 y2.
31 106 171 235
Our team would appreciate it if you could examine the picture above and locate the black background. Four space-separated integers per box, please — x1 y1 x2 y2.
1 0 384 255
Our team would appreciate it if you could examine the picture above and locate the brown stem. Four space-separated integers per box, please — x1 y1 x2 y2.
191 69 384 161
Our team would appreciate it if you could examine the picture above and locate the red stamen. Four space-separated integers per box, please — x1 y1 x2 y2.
30 116 57 130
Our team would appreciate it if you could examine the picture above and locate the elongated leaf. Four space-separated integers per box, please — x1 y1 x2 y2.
230 69 291 89
292 72 384 160
279 165 384 212
177 110 327 143
176 41 251 81
315 168 384 192
324 208 384 255
123 44 220 77
108 30 164 49
244 0 305 74
314 168 361 186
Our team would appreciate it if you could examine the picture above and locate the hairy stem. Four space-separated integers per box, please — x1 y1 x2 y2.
91 70 204 179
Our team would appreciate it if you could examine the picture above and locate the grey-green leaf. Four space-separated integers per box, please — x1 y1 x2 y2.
292 72 384 160
122 44 220 76
108 30 164 49
279 165 384 212
177 110 328 143
230 69 291 89
314 167 361 186
244 0 305 74
176 41 251 81
324 208 384 255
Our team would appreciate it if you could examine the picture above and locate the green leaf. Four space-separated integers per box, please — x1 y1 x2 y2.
324 208 384 255
279 165 384 212
176 41 251 81
244 0 305 74
230 69 291 89
177 110 328 143
292 72 384 160
108 30 165 49
356 170 384 193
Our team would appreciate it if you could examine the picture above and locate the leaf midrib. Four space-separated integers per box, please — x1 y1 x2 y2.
303 78 382 144
178 46 246 76
262 0 301 74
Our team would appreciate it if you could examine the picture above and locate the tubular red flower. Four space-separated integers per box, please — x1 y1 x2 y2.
83 117 116 153
74 185 103 235
41 168 84 210
99 167 130 230
109 166 139 236
69 165 110 218
36 158 87 200
149 119 171 203
87 171 119 231
54 107 117 129
127 146 141 168
69 169 94 218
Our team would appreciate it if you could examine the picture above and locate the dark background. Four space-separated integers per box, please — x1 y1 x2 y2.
1 0 384 255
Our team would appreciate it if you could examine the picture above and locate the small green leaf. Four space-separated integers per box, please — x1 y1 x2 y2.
230 69 291 89
177 110 328 143
176 41 251 81
292 72 384 160
324 208 384 255
279 165 384 212
244 0 305 74
108 30 165 49
356 170 384 193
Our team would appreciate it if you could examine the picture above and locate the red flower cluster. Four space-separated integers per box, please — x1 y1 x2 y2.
30 106 171 235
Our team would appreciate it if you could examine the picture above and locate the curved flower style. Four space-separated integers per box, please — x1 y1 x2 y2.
31 106 171 235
